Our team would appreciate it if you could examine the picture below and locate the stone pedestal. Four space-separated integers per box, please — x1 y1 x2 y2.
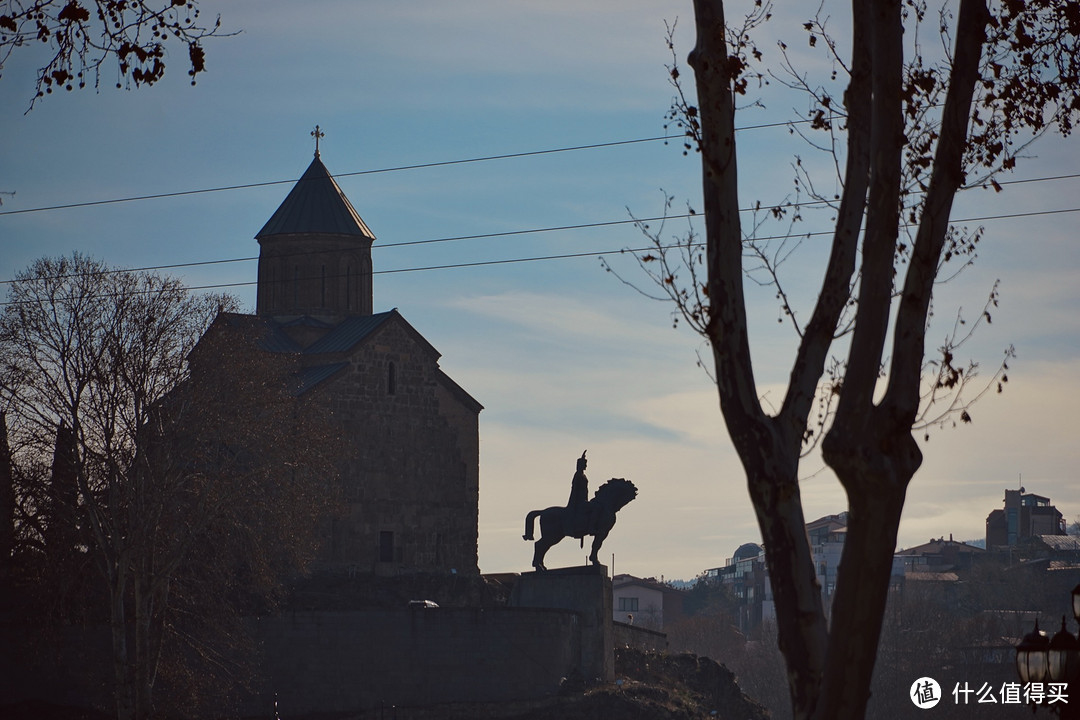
508 564 613 683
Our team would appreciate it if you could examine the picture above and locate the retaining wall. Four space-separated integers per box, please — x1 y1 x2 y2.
614 621 669 652
2 607 584 718
2 568 647 717
244 607 581 716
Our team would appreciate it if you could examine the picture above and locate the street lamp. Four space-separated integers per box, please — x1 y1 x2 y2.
1049 618 1080 685
1017 620 1050 685
1015 584 1080 718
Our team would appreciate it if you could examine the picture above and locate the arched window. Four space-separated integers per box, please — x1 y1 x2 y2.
361 255 372 314
345 264 352 311
379 531 394 563
278 258 287 308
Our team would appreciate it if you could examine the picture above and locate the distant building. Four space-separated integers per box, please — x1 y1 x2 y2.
708 512 910 632
705 543 770 632
706 542 764 597
985 488 1066 550
806 513 848 607
805 512 905 615
1016 534 1080 567
611 574 687 630
895 535 987 574
893 535 983 605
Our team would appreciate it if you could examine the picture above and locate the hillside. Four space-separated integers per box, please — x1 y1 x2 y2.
334 648 770 720
2 647 769 720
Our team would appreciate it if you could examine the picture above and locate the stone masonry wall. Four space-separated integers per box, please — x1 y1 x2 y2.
243 608 580 716
1 608 584 718
315 317 479 574
614 621 669 652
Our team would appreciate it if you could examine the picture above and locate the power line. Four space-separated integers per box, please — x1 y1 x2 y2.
1 202 1077 288
120 202 1080 282
1 114 995 218
0 214 678 286
0 135 674 217
0 246 663 305
3 168 1077 287
184 247 653 291
3 203 1077 307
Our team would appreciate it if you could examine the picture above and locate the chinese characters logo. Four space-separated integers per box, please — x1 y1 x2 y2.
910 677 942 709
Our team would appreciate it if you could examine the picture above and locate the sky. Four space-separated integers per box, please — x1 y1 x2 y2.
1 0 1078 581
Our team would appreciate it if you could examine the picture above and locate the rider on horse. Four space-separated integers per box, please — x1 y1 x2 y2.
567 451 589 539
522 450 637 570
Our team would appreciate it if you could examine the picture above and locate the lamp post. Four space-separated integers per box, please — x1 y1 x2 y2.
1017 620 1050 686
1014 583 1080 718
1050 618 1080 689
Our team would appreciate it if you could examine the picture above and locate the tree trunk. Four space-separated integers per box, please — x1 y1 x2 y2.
110 572 136 720
0 412 13 579
689 0 832 716
744 458 827 718
819 421 920 719
134 561 170 720
135 571 154 720
686 0 994 716
814 0 991 712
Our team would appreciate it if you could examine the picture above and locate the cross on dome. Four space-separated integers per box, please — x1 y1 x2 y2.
311 125 325 158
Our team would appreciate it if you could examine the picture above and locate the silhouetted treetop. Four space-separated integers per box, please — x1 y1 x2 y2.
0 0 226 109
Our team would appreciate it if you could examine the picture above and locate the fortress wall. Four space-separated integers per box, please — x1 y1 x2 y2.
614 621 669 652
245 607 581 716
2 607 584 718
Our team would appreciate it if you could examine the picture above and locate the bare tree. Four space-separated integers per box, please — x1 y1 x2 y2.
0 412 12 580
0 253 338 720
630 1 1080 718
0 0 226 110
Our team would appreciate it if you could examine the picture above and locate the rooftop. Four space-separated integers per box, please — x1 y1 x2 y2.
257 155 375 240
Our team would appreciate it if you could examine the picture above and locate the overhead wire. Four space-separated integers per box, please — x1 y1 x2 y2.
1 203 1077 296
2 129 1077 219
2 122 1079 299
0 117 836 218
2 171 1078 288
0 136 672 217
3 202 1078 307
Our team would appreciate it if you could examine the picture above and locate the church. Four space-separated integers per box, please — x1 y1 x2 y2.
207 141 482 575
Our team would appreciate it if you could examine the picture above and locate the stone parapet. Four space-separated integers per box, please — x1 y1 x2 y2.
508 564 614 682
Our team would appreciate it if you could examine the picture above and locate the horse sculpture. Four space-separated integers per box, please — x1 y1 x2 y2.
522 477 638 570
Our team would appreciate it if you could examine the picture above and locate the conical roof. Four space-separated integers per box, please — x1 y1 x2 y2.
256 155 375 240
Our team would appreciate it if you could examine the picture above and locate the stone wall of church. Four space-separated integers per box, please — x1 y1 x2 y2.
315 318 480 574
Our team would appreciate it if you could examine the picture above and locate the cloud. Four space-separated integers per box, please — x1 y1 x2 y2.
222 0 692 112
450 290 669 347
458 288 760 577
478 418 757 578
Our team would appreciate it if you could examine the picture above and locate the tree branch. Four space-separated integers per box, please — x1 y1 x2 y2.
778 0 871 439
885 0 991 422
690 0 764 437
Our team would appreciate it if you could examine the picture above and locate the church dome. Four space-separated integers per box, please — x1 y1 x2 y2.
732 542 762 562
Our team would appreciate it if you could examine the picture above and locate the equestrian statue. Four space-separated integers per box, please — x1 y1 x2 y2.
522 451 638 571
